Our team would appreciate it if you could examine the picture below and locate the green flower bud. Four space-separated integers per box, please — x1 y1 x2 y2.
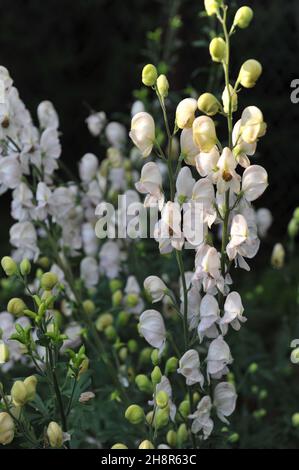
117 311 130 328
146 411 154 425
11 380 28 407
151 349 160 366
125 404 145 425
166 430 177 447
193 392 201 405
292 413 299 428
47 422 63 448
82 300 96 315
165 356 178 375
139 440 154 449
111 443 128 449
179 400 190 419
156 390 169 409
1 257 17 276
259 389 268 400
228 433 239 444
95 313 114 332
177 423 188 445
154 407 169 430
128 339 138 354
37 257 50 269
204 0 221 16
7 298 26 317
23 375 37 401
271 243 285 269
135 375 153 394
238 59 262 88
20 259 31 276
125 293 139 308
151 366 162 386
140 347 152 364
41 272 58 290
209 37 226 63
197 93 220 116
109 279 123 293
105 325 117 342
157 74 169 98
142 64 158 86
112 290 123 307
253 408 266 420
0 412 14 445
119 347 128 362
0 342 9 363
233 6 253 29
288 219 299 239
248 362 258 374
293 207 299 222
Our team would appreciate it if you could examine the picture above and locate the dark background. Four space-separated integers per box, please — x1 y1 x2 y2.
0 0 298 242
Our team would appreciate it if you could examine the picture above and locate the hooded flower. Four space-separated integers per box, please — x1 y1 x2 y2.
10 221 39 261
177 349 204 387
207 335 233 379
175 167 195 204
242 165 268 202
198 294 219 342
79 153 99 183
154 202 184 253
180 128 200 166
220 291 246 335
226 214 260 270
144 276 168 303
135 162 164 210
106 122 127 149
195 146 220 178
189 396 213 440
37 100 59 130
139 310 166 353
192 116 217 153
213 147 241 194
193 244 224 294
213 382 237 424
130 112 155 157
176 98 197 129
85 111 106 137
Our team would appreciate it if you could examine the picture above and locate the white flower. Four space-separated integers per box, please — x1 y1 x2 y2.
239 106 266 144
176 98 197 129
105 122 127 149
129 112 155 158
10 221 39 261
154 202 184 254
220 291 246 335
79 153 99 183
33 182 51 221
232 119 256 168
81 222 98 256
0 156 22 193
255 208 272 238
139 310 166 352
198 294 219 342
49 186 76 223
61 323 82 352
195 147 219 177
191 178 216 228
85 112 106 137
152 376 176 422
135 162 164 210
124 275 144 314
180 128 200 166
213 147 241 194
242 165 268 202
207 335 233 379
213 382 237 424
193 244 223 294
175 167 195 203
37 101 59 129
177 349 204 387
11 182 34 221
192 116 217 153
189 396 213 439
40 127 61 178
144 276 167 303
80 257 99 288
226 214 260 270
99 241 120 279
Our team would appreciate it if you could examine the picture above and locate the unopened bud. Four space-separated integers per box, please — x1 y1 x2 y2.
82 300 96 315
23 376 37 401
177 423 188 445
41 272 58 290
204 0 221 16
95 313 114 332
292 413 299 428
125 404 145 425
135 375 153 394
0 412 14 445
117 311 130 328
11 380 28 407
156 390 169 409
7 298 26 317
271 243 285 269
154 407 169 430
288 219 299 239
128 339 138 353
209 37 226 63
105 325 117 342
112 290 123 307
233 6 253 29
151 349 159 366
198 93 220 116
0 342 9 363
165 356 178 374
1 257 17 276
47 422 63 448
151 366 162 386
166 430 177 447
238 59 262 88
111 443 128 449
157 74 169 98
178 400 190 418
139 440 154 449
228 433 239 444
222 85 238 114
248 362 258 374
20 259 31 276
142 64 158 87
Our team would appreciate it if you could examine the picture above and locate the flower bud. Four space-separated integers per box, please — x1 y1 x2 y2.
271 243 285 269
117 311 130 328
156 390 169 409
1 256 17 276
209 37 226 63
140 347 152 364
37 257 50 269
0 412 14 445
222 85 238 114
109 279 123 293
47 422 63 448
125 404 145 425
127 340 137 354
177 423 188 445
78 357 89 377
112 290 123 307
228 433 239 444
130 112 155 158
20 258 31 276
292 413 299 428
165 356 178 375
288 219 299 239
139 440 154 449
151 366 162 386
7 298 26 317
125 293 139 308
176 98 197 129
293 208 299 222
154 407 169 430
119 347 128 362
96 313 114 332
0 342 9 363
233 6 253 29
41 272 58 290
142 64 158 86
248 362 258 374
111 443 128 449
11 380 28 407
193 116 217 152
166 430 177 447
151 349 160 366
105 325 117 342
178 400 190 418
23 376 37 401
204 0 221 16
197 93 220 116
146 411 154 425
135 374 153 394
238 59 262 88
82 300 96 315
157 74 169 98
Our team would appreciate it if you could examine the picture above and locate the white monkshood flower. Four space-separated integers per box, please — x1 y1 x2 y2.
180 128 200 166
241 165 268 202
198 294 219 342
151 376 176 422
255 208 272 238
232 119 256 168
105 122 127 149
239 106 266 145
79 153 99 183
154 202 184 254
40 127 61 178
48 186 76 223
176 98 197 129
61 323 82 353
37 101 59 130
131 100 145 117
213 382 237 424
189 396 213 440
139 310 166 352
135 162 164 210
80 257 99 288
10 221 39 261
124 275 144 314
99 241 121 279
180 272 201 330
195 147 220 178
207 335 233 379
213 147 241 194
81 222 98 256
191 178 216 228
144 276 168 303
226 214 260 270
0 66 13 91
175 167 195 204
220 291 246 335
85 112 106 137
11 182 34 221
177 349 204 387
129 112 155 157
192 116 217 153
0 156 22 193
33 182 52 221
193 244 224 294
